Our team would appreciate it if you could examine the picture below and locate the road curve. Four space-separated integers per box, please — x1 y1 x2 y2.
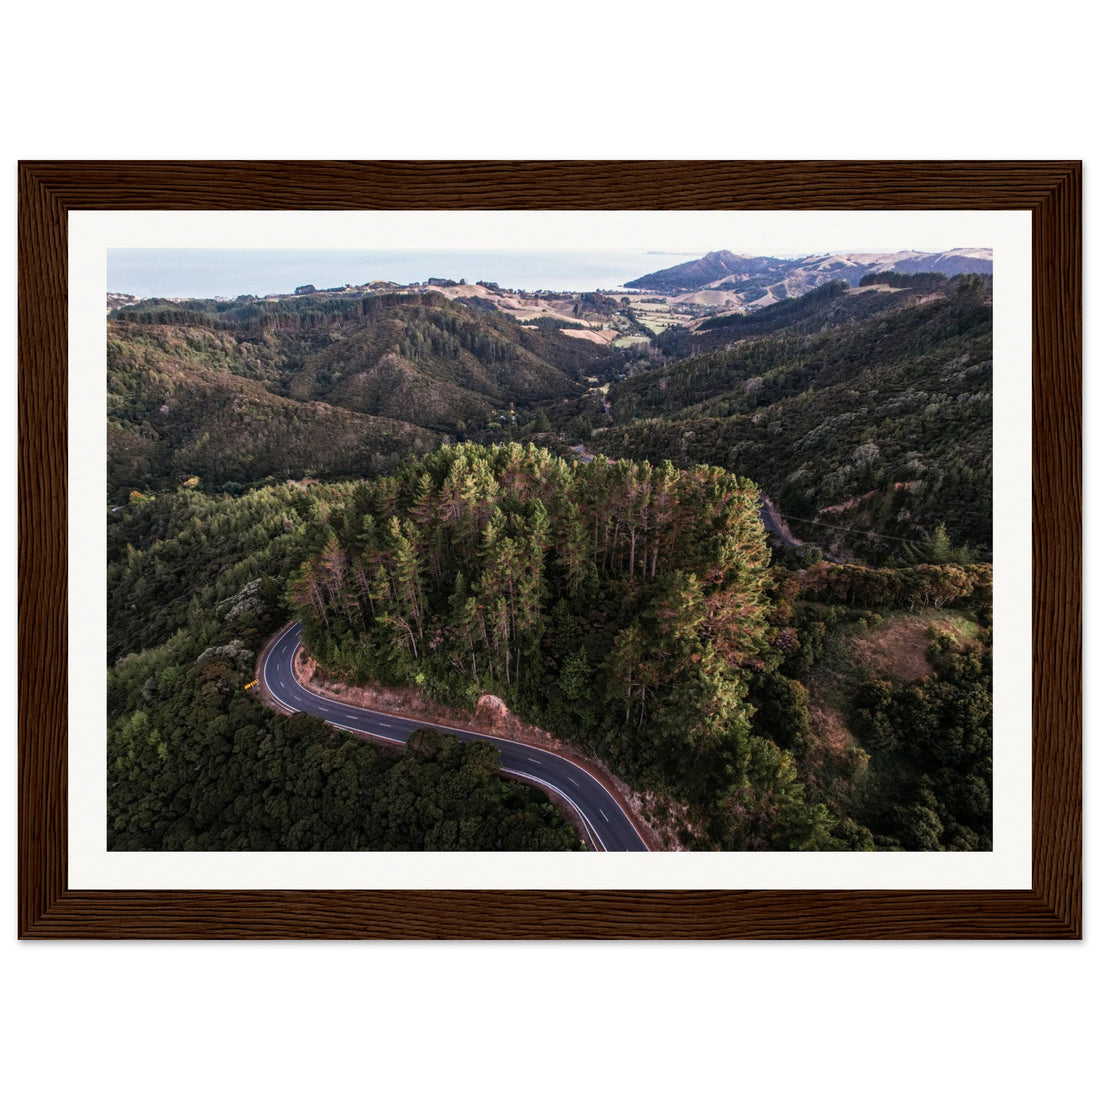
261 623 650 852
759 494 803 549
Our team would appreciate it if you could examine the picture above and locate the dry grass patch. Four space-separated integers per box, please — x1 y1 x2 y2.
560 327 616 344
846 611 978 685
846 617 935 683
810 704 855 754
805 608 979 718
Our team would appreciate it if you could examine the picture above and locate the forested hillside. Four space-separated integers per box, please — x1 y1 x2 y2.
107 483 581 851
282 442 847 849
107 343 445 498
107 290 612 499
589 274 992 560
279 442 991 850
107 454 992 852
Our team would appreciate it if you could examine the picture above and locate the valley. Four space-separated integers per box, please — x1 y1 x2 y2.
106 247 994 854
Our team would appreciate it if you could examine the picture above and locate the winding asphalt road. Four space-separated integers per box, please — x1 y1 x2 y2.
261 623 650 852
759 495 803 548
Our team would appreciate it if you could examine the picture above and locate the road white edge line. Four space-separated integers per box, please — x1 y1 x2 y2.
503 770 605 852
261 622 650 851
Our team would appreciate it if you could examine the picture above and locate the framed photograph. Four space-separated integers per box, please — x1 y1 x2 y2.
19 160 1080 938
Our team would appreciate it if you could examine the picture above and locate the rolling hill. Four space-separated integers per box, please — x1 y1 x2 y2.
625 247 993 311
107 289 614 497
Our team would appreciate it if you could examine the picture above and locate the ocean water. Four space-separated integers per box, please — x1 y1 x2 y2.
107 248 664 299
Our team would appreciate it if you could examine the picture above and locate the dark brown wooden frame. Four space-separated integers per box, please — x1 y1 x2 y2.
18 160 1081 938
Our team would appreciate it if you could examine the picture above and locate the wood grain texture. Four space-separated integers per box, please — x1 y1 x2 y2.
18 161 1081 939
1029 164 1082 935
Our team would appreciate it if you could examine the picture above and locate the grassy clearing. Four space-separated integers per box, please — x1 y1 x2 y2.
805 607 979 715
797 606 981 805
630 302 692 334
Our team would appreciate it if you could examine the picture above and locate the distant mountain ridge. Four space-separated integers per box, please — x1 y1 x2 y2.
624 247 993 309
626 251 778 290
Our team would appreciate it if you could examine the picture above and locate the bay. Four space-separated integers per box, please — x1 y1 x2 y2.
107 248 660 299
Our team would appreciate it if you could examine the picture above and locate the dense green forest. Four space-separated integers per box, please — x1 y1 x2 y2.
106 273 994 853
286 442 841 850
107 483 581 851
580 274 993 561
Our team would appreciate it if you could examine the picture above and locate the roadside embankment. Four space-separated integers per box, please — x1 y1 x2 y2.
288 637 666 852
